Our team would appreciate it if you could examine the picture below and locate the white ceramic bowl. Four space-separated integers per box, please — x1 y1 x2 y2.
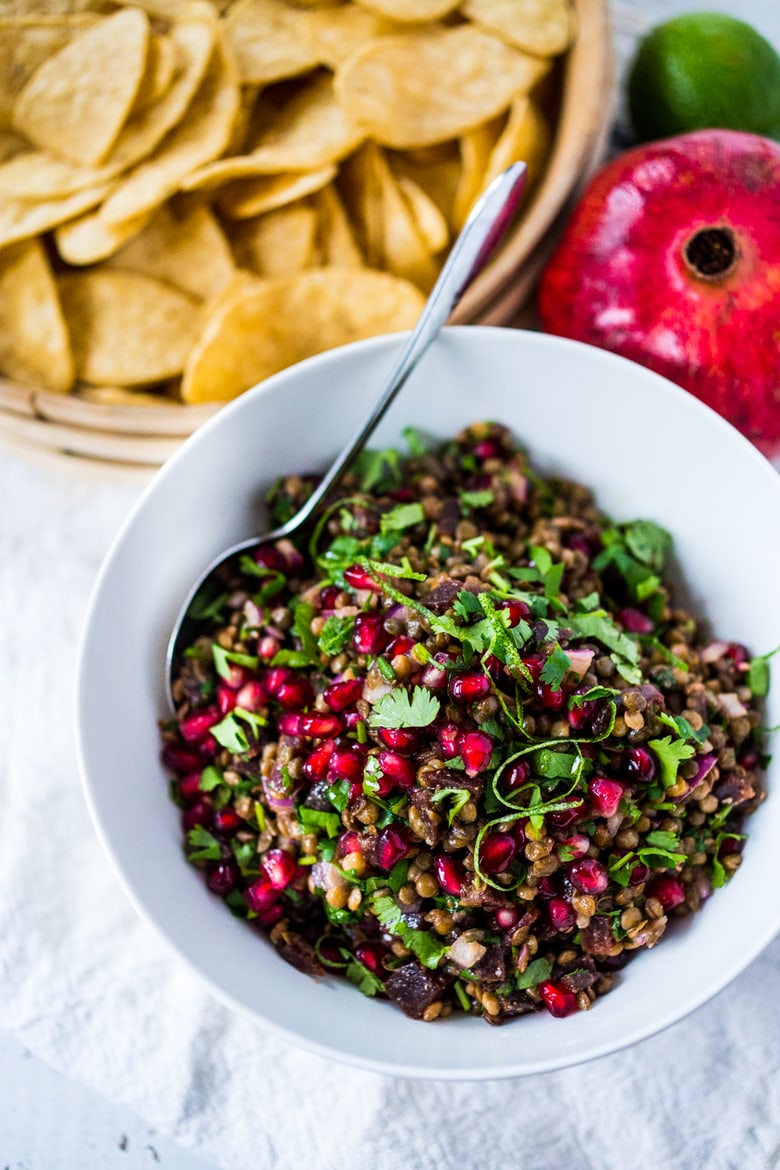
77 328 780 1079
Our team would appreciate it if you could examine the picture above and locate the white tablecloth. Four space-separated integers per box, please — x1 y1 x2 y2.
2 3 779 1164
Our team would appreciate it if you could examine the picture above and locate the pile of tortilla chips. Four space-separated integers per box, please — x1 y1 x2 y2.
0 0 572 405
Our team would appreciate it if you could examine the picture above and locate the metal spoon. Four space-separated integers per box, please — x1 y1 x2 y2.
166 161 527 706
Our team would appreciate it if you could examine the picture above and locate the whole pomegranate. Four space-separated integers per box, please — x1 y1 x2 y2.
539 130 780 456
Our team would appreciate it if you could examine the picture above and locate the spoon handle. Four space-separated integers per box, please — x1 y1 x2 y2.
274 161 527 537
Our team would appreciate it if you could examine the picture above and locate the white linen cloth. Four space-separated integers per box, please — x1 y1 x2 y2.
1 440 780 1170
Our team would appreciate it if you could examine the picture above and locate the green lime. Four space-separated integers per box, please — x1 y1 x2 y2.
628 12 780 142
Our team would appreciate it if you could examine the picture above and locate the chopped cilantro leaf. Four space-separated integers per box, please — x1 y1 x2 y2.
403 425 433 456
212 708 267 754
711 833 746 888
623 519 672 571
298 807 342 838
748 657 770 698
351 446 402 493
318 614 355 657
369 685 440 729
647 735 696 787
188 586 229 623
658 711 709 745
460 488 494 511
198 765 224 792
186 825 222 862
539 643 572 689
371 894 448 969
345 959 384 997
515 956 553 991
431 787 473 825
212 644 259 681
380 502 425 534
569 685 618 707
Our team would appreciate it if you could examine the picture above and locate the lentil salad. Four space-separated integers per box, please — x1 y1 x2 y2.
162 423 768 1024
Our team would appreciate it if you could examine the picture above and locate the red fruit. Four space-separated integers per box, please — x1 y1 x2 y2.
548 897 576 932
438 722 461 759
182 799 212 832
495 905 520 930
255 903 284 929
568 857 609 894
235 680 266 712
539 980 578 1018
433 854 464 896
319 585 341 609
387 635 416 659
377 726 418 753
479 832 517 875
378 751 415 788
626 746 656 783
539 131 780 456
178 772 203 803
262 848 296 889
323 678 363 711
353 612 390 655
548 797 586 830
338 830 363 857
244 876 280 912
354 943 384 975
265 667 292 697
588 776 624 818
302 740 335 781
498 598 531 626
253 544 286 572
376 825 409 869
257 635 280 660
559 834 590 859
206 861 238 895
329 745 364 782
217 684 238 715
179 708 219 744
343 564 382 592
277 712 303 736
568 698 597 731
212 808 240 836
458 730 493 776
220 663 248 690
162 744 203 774
647 874 686 910
449 671 491 702
535 682 565 711
298 713 341 738
503 759 531 790
473 438 501 459
522 654 545 682
618 607 655 634
276 678 314 711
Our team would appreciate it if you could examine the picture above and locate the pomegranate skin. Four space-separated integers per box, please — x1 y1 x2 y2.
539 130 780 455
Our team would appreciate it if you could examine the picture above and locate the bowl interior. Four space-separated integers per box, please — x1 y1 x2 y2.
77 328 780 1078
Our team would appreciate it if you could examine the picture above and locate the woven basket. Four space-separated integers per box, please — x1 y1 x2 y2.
0 0 613 470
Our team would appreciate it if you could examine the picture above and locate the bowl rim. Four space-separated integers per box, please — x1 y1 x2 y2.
76 326 780 1079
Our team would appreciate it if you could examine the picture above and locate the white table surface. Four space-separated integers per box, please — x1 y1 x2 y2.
1 1 778 1165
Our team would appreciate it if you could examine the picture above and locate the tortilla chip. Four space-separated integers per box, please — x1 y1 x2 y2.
389 145 460 224
0 237 74 393
335 25 549 148
181 268 424 401
217 164 336 218
452 114 504 228
480 95 550 197
351 0 458 18
106 203 235 298
12 9 151 166
0 180 113 249
0 15 97 128
54 206 152 264
397 174 449 253
313 184 363 267
223 0 318 84
59 270 202 385
303 6 402 68
462 0 574 57
228 203 318 275
134 34 177 111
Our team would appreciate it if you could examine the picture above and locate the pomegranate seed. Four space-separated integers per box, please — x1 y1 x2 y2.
354 943 384 975
323 678 363 711
646 874 686 910
449 671 491 702
536 874 563 900
568 699 597 731
433 854 464 896
217 684 238 715
536 681 565 711
277 712 303 736
199 733 218 757
377 726 418 753
342 710 364 732
739 748 759 770
235 680 266 712
206 861 238 895
548 897 576 931
421 661 449 689
378 751 415 788
566 533 592 557
343 564 382 592
458 730 493 776
389 486 415 502
302 740 334 781
220 663 248 689
726 643 749 669
630 861 651 884
618 607 654 634
559 834 590 858
498 598 531 626
276 539 303 574
338 830 363 857
376 825 409 869
387 635 416 659
255 903 284 929
364 770 394 798
482 653 503 678
522 654 545 682
479 832 517 874
473 438 500 459
548 797 586 829
265 667 293 697
503 760 531 790
329 745 364 781
626 746 656 782
319 585 341 609
438 722 461 759
253 544 286 572
588 776 624 818
182 800 212 832
495 905 520 930
276 678 314 711
178 772 203 803
299 713 341 738
568 857 609 894
257 635 280 659
718 836 744 858
213 808 240 836
262 848 297 889
179 708 219 744
244 876 280 913
349 781 363 802
353 612 390 655
539 980 578 1018
162 744 203 774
